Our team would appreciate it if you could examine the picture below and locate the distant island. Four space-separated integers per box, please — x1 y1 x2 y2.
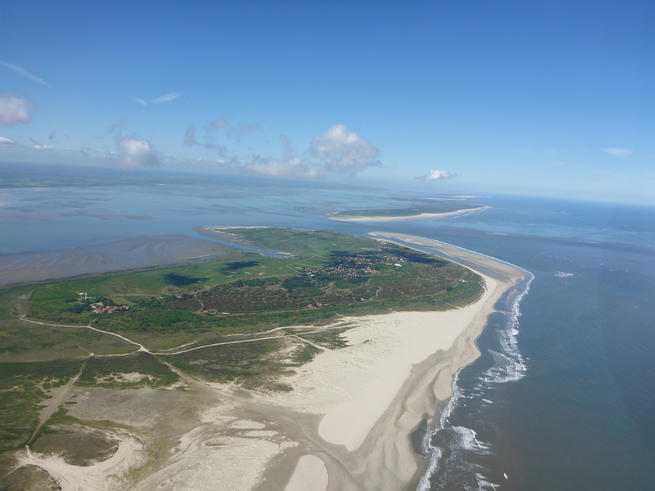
327 201 489 222
0 228 524 490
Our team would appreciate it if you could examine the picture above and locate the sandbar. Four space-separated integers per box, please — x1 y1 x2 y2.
328 206 489 222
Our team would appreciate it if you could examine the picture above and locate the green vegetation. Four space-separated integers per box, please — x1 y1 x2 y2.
164 273 207 286
168 336 317 391
0 463 61 490
221 227 375 256
9 230 480 342
76 352 179 389
0 359 81 452
0 227 483 461
31 424 120 466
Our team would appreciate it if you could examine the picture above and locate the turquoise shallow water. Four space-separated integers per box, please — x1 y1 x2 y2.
2 181 654 489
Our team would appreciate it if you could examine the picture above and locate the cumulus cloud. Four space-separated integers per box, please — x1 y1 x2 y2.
242 125 380 178
210 118 260 140
245 156 322 178
0 93 32 125
0 61 49 87
131 97 148 106
603 148 632 157
150 93 181 104
310 124 380 175
245 136 322 178
33 144 55 151
0 136 15 147
118 137 159 167
418 169 456 181
183 122 380 179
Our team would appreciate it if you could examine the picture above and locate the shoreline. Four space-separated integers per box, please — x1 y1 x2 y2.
0 234 232 288
256 233 526 490
7 233 528 491
327 205 489 222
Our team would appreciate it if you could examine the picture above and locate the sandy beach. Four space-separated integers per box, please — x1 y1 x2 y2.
258 233 525 490
10 233 526 490
327 206 489 222
151 232 524 491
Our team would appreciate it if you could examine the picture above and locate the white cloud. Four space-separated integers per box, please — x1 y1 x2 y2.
245 136 322 178
0 93 32 125
0 136 15 147
245 156 322 178
603 148 632 157
0 61 49 87
210 118 260 139
118 137 159 167
310 124 380 175
131 93 181 106
150 93 181 104
183 122 381 179
184 123 228 155
33 144 55 151
418 169 456 181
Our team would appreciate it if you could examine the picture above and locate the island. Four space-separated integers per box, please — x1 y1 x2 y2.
327 201 489 222
0 228 524 490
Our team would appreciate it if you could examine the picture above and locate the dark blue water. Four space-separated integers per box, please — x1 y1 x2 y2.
2 183 654 489
373 197 655 490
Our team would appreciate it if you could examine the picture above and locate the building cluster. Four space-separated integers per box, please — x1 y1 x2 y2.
90 302 130 314
303 255 383 279
302 253 409 280
383 256 407 267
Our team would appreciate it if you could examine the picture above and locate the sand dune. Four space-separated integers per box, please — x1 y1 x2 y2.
10 233 526 491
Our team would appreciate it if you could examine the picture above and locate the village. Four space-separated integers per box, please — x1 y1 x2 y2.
300 253 409 308
77 291 130 314
302 253 406 280
89 301 130 314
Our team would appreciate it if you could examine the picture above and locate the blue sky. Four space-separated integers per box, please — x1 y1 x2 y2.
1 1 654 204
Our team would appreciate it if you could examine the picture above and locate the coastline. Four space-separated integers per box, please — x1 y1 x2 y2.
0 234 232 288
327 205 489 222
254 233 526 490
7 233 528 490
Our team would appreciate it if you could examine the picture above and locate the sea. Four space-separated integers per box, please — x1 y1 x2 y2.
1 174 654 490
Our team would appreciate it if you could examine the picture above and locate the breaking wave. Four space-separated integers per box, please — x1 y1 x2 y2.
418 268 534 490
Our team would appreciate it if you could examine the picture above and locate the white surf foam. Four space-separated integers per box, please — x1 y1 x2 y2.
418 271 534 490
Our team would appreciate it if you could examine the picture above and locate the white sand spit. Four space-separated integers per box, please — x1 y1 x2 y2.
17 431 145 491
230 420 266 430
137 422 296 491
328 206 489 222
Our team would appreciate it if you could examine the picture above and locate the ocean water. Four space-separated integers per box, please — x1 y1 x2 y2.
1 182 654 489
382 197 655 490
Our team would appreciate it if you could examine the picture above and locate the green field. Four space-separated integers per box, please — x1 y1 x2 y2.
0 228 483 459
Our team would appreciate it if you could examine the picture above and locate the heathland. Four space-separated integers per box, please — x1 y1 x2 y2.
0 228 487 489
